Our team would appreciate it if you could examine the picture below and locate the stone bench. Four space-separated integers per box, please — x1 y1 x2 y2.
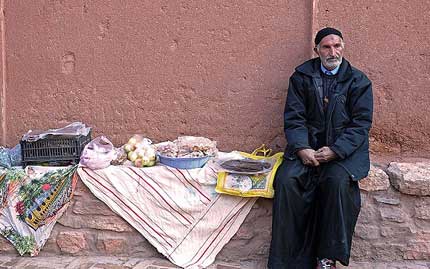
1 161 430 268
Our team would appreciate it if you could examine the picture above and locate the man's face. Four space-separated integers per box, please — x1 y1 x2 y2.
314 34 344 70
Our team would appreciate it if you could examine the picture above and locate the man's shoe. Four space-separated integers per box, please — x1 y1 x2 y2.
316 258 336 269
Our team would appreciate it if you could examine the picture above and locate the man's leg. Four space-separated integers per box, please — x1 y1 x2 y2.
316 163 361 266
268 159 318 269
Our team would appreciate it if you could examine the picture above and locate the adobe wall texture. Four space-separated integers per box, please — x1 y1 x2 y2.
0 1 4 145
1 0 311 153
314 0 430 155
0 0 429 156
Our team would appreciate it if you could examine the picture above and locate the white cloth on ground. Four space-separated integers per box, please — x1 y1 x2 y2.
77 163 257 269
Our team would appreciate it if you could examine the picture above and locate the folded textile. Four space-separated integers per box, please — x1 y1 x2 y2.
0 147 11 168
0 166 78 255
0 144 23 168
77 164 256 269
9 144 22 167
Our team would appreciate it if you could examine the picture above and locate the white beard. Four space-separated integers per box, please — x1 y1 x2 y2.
322 57 342 70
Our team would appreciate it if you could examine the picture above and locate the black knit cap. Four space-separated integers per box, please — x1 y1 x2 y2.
314 27 343 45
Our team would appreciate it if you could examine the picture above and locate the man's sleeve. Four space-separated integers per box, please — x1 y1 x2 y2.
330 74 373 159
284 74 310 153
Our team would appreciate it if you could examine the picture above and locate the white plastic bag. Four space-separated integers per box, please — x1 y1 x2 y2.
79 136 116 170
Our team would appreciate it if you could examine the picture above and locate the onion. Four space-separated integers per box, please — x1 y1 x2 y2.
135 148 146 158
146 147 156 157
145 160 156 167
124 143 135 153
128 151 138 162
128 137 137 146
134 158 144 168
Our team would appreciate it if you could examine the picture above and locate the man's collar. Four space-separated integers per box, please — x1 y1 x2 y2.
295 57 352 82
320 61 341 75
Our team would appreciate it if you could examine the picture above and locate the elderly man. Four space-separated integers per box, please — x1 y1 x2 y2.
268 27 373 269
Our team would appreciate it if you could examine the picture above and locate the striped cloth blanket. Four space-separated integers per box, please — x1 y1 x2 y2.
77 164 257 269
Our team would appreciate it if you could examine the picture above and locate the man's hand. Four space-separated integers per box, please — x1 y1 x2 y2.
314 146 337 163
297 149 320 166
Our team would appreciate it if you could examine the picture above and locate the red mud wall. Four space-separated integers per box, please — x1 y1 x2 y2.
315 0 430 155
1 0 429 155
0 1 4 145
0 0 311 152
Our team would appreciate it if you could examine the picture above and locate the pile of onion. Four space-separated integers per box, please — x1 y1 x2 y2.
124 135 156 167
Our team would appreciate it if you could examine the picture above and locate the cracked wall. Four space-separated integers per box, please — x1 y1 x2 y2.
1 0 429 156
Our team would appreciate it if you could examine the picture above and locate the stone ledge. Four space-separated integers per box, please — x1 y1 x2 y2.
360 161 430 196
359 163 390 191
1 160 430 267
387 162 430 196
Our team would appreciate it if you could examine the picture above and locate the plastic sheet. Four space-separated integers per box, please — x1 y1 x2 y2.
22 122 91 142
